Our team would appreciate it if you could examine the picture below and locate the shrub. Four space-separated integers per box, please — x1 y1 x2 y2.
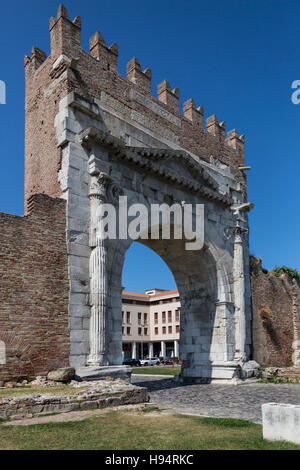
272 266 300 280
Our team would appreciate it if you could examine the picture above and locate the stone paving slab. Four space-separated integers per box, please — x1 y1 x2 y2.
132 376 300 424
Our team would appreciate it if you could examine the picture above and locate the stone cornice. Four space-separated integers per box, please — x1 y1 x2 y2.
79 127 233 207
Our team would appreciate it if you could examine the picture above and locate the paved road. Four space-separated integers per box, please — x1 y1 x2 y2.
132 375 300 424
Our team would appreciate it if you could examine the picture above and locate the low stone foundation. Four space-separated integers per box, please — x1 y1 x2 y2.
0 380 148 421
261 366 300 383
76 365 132 382
179 360 260 384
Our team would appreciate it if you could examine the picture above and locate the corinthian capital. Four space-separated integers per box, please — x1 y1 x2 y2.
89 172 111 201
223 223 248 242
89 172 124 204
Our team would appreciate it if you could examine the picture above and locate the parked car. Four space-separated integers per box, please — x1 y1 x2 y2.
140 357 160 366
122 358 141 367
161 358 173 365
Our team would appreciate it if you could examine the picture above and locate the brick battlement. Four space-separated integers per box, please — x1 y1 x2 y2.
24 4 247 211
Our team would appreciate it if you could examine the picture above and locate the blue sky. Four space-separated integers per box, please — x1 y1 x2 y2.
0 0 299 293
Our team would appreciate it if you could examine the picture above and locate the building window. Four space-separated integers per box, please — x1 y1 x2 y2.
144 313 147 324
168 326 172 334
126 327 131 335
176 325 180 333
122 311 124 323
162 326 166 335
162 311 166 323
168 311 172 322
122 327 124 335
175 310 180 322
138 327 142 335
144 328 148 335
126 312 131 324
138 312 142 324
155 327 158 335
154 312 158 324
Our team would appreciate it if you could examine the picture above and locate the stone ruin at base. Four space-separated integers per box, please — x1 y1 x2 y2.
0 5 300 385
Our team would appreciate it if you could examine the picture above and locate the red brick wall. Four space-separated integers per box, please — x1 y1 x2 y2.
0 195 70 383
251 257 299 367
24 51 68 213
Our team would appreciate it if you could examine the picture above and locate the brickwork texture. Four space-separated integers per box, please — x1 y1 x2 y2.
251 257 300 367
0 195 70 383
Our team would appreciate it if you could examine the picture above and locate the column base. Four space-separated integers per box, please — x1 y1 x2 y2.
76 365 132 383
180 361 260 384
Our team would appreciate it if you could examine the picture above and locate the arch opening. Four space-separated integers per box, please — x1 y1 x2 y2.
121 242 179 362
82 178 246 382
106 225 233 381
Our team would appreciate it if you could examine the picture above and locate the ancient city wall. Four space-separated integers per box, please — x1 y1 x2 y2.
251 257 300 367
0 195 70 383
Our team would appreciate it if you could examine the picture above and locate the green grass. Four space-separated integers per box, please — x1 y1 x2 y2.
139 406 162 414
0 385 88 399
0 410 299 450
199 417 254 427
258 378 300 385
133 366 181 376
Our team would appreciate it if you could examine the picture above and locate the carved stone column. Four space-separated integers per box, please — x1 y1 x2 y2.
292 280 300 367
174 340 179 359
87 170 124 367
88 239 108 365
132 341 137 359
148 342 153 358
160 341 166 359
233 226 247 362
87 172 111 366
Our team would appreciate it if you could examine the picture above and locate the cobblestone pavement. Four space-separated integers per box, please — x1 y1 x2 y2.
132 375 300 424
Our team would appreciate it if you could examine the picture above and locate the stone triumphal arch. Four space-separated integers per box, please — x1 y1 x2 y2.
68 125 252 382
21 5 256 382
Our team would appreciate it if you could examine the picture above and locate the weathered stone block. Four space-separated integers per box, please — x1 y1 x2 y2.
262 403 300 445
47 367 75 382
80 400 98 410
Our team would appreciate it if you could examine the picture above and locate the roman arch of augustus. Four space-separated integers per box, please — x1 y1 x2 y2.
0 5 262 383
